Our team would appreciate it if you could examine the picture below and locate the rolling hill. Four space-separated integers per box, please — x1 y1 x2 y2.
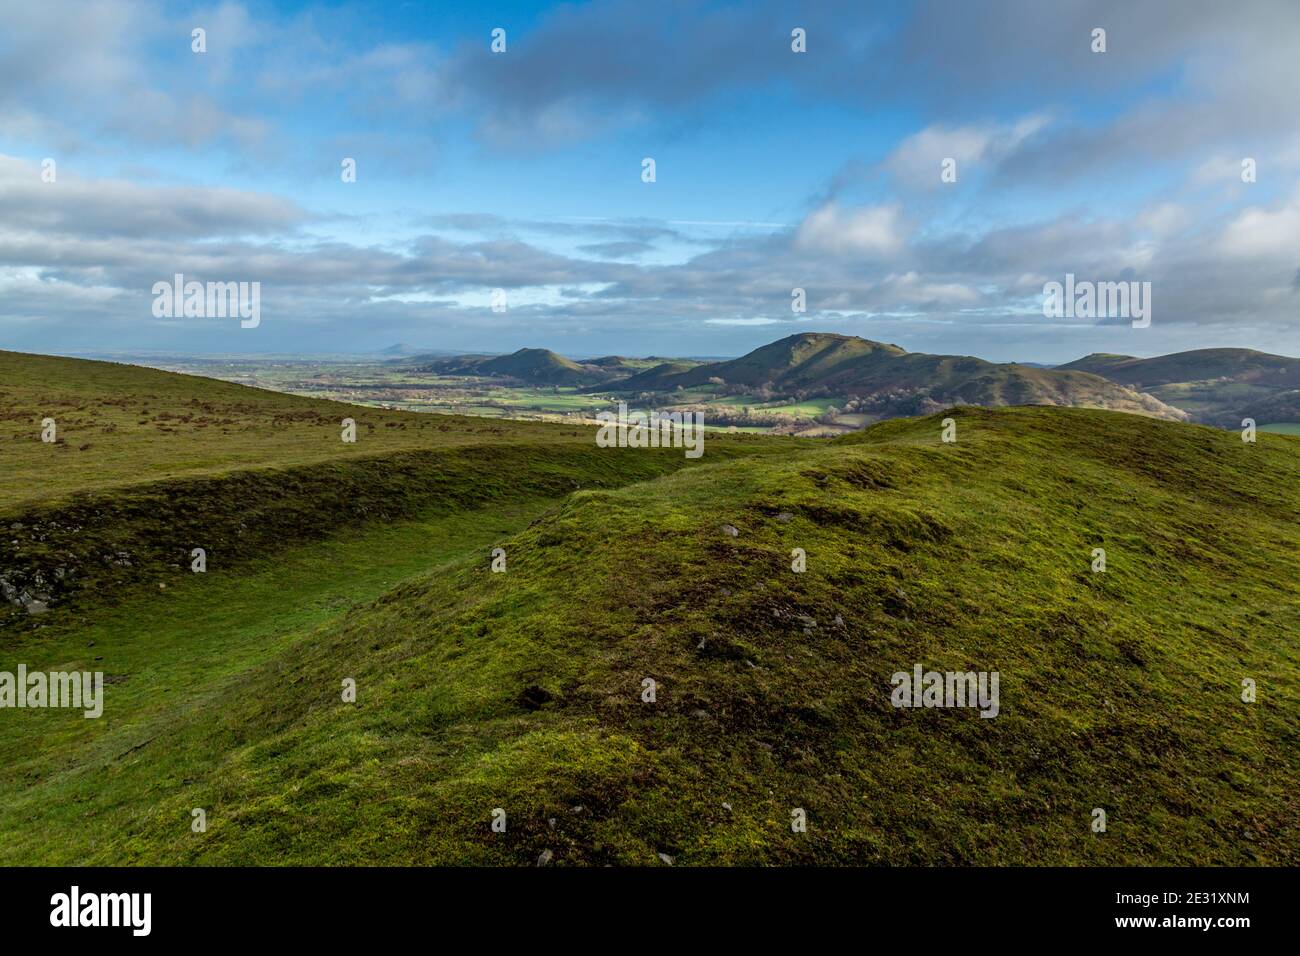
0 350 775 624
412 348 710 386
1 348 1297 865
613 333 1187 422
413 348 622 386
1058 348 1300 426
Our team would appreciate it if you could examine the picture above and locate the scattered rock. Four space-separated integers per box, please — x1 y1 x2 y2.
547 817 557 830
720 523 739 537
776 512 793 523
722 802 733 812
833 613 845 628
536 848 554 866
25 601 48 615
657 852 675 866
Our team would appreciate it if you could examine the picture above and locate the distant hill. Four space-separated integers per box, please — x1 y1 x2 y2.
1058 348 1300 425
418 347 610 385
1058 348 1299 388
416 348 706 386
613 332 1187 421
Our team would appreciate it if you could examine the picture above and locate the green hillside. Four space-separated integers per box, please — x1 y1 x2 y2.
0 349 602 508
1059 348 1299 388
1059 348 1300 426
0 352 778 625
3 351 1296 865
418 348 614 385
616 333 1187 421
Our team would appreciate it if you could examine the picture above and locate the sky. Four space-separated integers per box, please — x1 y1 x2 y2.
0 0 1298 362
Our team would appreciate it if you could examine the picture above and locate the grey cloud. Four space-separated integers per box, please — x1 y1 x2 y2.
0 156 307 239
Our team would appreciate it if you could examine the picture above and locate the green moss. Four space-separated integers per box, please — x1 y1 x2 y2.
2 372 1297 864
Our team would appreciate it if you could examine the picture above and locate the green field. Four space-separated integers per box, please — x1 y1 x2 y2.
2 353 1298 865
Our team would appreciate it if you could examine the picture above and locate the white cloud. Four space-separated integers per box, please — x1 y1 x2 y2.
883 115 1050 189
1219 186 1300 258
794 202 905 258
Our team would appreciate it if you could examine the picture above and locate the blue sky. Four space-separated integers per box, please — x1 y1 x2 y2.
1 0 1298 361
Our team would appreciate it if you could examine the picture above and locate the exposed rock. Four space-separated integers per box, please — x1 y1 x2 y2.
536 848 554 866
720 523 739 537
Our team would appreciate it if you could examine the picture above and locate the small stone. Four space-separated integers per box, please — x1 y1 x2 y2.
547 817 557 829
720 523 739 537
776 512 793 523
536 848 553 866
657 852 675 866
722 802 733 812
26 601 48 615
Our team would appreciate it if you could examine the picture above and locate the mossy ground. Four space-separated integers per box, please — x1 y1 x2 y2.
3 389 1296 864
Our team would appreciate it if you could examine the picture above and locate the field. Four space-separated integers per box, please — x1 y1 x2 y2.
3 351 1298 865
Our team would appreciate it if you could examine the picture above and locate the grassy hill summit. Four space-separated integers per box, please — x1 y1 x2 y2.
615 333 1187 422
1 349 1297 865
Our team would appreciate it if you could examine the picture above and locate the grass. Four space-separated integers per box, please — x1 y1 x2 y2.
3 390 1296 864
0 351 787 628
0 351 611 509
0 497 556 864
